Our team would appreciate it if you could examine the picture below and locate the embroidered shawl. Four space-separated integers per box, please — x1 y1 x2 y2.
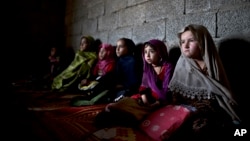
168 24 240 121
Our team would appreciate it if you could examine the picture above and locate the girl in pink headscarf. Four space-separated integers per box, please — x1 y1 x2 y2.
92 43 116 77
71 43 116 106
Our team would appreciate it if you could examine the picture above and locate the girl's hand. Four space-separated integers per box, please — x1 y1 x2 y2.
80 79 89 86
149 101 160 108
141 94 149 105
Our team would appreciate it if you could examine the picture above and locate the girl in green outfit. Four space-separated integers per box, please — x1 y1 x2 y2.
51 36 98 92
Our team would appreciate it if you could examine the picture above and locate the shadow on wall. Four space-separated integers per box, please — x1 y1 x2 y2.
218 38 250 127
169 47 181 67
134 42 144 85
59 46 75 72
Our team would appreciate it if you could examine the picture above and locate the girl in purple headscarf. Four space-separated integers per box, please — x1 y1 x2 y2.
94 39 174 127
131 39 174 105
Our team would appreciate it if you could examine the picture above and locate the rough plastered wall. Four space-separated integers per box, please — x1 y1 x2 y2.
64 0 250 51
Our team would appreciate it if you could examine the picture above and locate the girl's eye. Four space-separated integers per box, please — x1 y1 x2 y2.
118 45 125 48
189 39 195 42
150 50 156 53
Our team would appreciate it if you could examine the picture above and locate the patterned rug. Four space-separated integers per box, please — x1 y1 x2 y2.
13 88 154 141
32 105 105 141
15 89 81 110
32 105 153 141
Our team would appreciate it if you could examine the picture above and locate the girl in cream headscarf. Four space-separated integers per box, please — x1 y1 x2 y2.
167 24 241 140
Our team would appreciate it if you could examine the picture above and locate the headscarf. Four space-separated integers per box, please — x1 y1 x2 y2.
80 35 96 52
141 39 174 102
168 24 240 121
93 43 116 76
84 35 94 42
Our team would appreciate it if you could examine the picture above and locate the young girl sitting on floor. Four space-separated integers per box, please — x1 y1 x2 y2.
111 37 141 102
165 24 242 141
51 35 98 92
43 46 61 88
70 43 116 106
94 39 174 128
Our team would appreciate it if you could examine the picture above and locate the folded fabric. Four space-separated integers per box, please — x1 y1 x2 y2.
71 90 109 106
78 81 99 91
93 128 117 140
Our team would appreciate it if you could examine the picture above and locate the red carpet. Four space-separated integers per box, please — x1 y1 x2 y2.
32 105 152 141
13 89 153 141
32 105 106 141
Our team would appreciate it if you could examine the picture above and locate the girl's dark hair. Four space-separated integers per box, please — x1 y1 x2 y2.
118 38 136 55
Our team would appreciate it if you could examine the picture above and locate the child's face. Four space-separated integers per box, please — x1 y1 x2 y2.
116 40 128 57
50 47 57 56
98 47 107 60
79 38 89 51
144 44 160 66
180 30 201 59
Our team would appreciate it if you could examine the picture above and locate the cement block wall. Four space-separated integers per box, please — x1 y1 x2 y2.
64 0 250 51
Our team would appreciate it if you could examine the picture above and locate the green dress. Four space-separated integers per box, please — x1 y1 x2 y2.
52 50 97 92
